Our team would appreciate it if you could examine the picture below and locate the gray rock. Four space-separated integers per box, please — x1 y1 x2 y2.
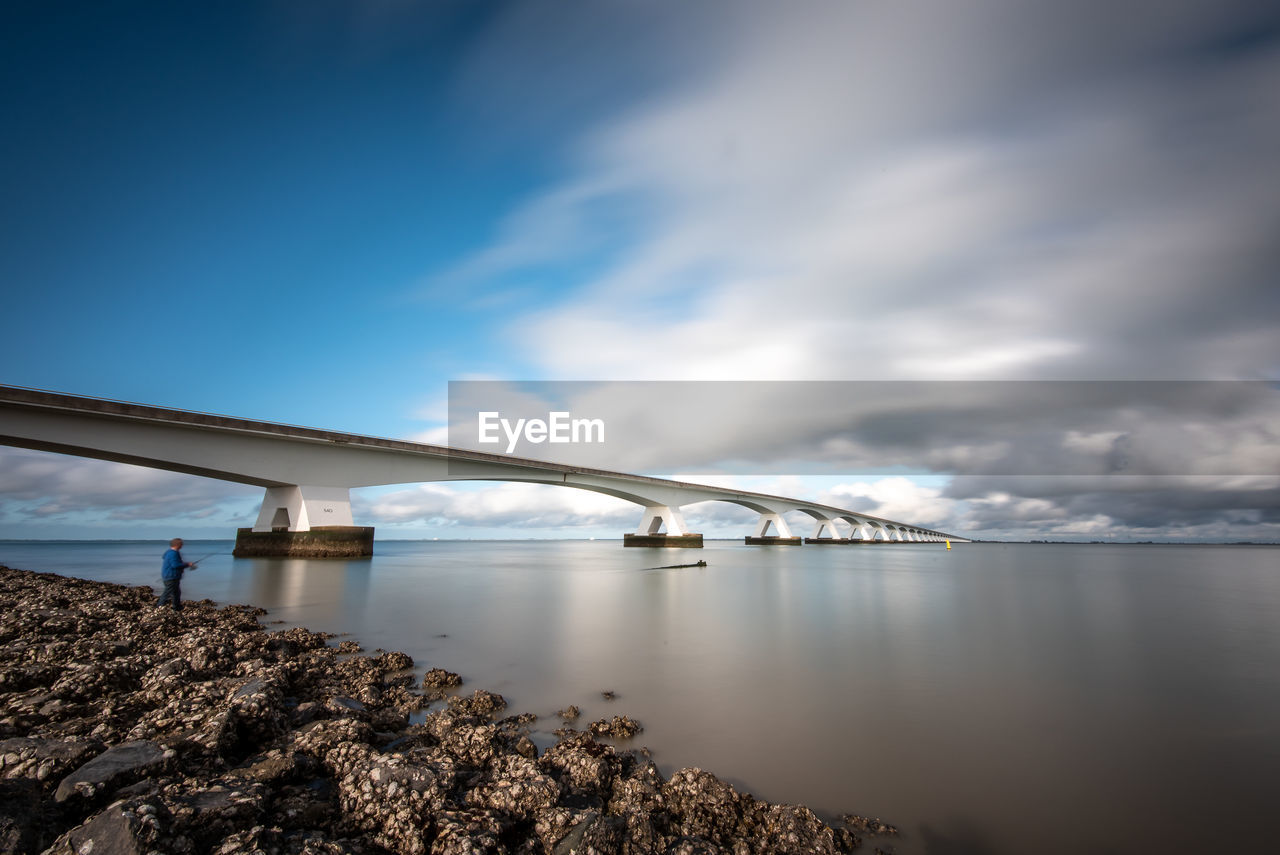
54 740 170 804
326 696 367 716
229 749 299 783
43 798 162 855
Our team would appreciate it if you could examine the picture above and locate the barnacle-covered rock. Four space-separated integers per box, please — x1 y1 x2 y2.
539 731 621 803
164 782 268 848
662 768 749 845
587 714 644 739
432 808 505 855
748 802 851 854
376 650 414 672
463 754 559 819
423 668 463 690
325 741 455 854
447 690 507 719
841 812 898 835
218 667 290 753
0 736 102 786
433 718 503 768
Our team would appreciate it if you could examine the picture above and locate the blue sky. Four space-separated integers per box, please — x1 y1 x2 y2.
2 1 1278 542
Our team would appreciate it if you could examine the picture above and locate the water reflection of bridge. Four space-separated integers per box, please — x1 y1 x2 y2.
0 386 968 550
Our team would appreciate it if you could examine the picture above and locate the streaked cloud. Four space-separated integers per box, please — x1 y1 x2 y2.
0 450 258 523
442 1 1278 384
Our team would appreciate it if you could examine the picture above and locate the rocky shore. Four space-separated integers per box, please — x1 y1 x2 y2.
0 565 895 854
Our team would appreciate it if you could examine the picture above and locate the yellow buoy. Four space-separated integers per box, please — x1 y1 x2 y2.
946 539 951 550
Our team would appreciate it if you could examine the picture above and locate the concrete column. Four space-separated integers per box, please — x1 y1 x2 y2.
751 512 794 539
807 517 847 541
636 505 689 536
624 505 702 546
745 511 802 544
252 485 353 533
808 517 839 537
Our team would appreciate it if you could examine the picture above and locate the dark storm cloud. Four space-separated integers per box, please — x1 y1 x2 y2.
948 474 1280 534
450 381 1279 477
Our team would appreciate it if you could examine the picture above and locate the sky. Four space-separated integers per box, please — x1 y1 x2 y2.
1 0 1278 542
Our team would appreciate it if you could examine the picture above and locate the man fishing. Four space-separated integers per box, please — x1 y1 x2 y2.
158 537 197 611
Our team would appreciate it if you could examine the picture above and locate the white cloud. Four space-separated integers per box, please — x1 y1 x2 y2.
437 2 1279 384
358 481 636 530
0 450 259 524
825 477 962 527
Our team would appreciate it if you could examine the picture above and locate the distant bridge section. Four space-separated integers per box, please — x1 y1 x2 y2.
0 386 970 552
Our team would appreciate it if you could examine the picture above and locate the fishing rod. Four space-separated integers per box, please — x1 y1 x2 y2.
186 550 230 565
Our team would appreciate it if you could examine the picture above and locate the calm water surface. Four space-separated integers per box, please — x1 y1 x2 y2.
3 540 1278 855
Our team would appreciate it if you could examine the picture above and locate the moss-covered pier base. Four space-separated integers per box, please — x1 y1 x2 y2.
622 533 704 547
232 526 374 558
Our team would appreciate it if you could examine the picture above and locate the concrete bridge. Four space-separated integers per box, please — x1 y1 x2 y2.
0 386 969 555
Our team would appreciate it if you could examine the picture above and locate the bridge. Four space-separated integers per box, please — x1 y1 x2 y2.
0 386 969 555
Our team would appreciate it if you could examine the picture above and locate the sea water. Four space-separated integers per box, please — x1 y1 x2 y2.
3 539 1277 855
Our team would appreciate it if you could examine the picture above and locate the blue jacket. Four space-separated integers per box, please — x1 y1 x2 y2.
161 548 188 581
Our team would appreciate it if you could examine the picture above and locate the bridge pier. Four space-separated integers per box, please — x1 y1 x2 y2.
235 486 374 557
624 505 702 547
744 511 802 544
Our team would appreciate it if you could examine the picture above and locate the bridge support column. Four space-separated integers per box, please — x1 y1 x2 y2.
234 486 373 558
745 512 802 545
252 485 354 532
624 505 702 547
805 517 850 544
